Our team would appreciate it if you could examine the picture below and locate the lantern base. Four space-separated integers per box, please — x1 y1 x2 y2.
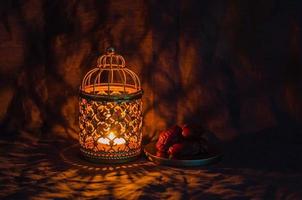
80 148 141 164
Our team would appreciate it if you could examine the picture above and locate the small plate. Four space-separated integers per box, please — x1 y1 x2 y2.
144 142 222 167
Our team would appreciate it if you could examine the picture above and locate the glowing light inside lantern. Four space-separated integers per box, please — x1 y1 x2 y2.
113 137 126 145
108 132 115 140
97 132 126 145
97 137 110 145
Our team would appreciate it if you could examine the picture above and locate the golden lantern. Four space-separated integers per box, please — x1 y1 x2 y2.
79 47 143 163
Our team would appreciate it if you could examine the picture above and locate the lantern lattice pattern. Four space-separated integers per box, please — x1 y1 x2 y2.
79 48 143 163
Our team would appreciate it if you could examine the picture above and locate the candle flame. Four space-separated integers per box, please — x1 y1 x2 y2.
108 132 115 140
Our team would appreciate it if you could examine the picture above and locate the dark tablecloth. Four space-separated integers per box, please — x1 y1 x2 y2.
1 133 302 200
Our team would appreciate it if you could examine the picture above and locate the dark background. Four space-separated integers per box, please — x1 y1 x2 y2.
0 0 301 143
1 1 302 199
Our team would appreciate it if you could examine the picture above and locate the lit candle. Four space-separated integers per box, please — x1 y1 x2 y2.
97 137 110 145
107 132 115 140
97 132 126 145
113 137 126 145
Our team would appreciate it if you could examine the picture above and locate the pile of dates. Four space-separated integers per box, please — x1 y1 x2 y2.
156 124 209 159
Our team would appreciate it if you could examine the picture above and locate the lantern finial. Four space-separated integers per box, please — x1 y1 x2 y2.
96 48 126 69
106 47 115 54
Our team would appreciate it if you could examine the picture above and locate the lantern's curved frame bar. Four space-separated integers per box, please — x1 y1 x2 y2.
80 51 142 100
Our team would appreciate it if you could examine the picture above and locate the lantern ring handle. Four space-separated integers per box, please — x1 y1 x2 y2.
106 47 115 54
97 48 125 68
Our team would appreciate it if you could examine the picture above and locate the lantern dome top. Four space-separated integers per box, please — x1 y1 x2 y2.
97 47 126 69
80 48 142 101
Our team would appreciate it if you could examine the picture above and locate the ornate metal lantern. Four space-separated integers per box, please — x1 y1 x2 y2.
79 48 143 163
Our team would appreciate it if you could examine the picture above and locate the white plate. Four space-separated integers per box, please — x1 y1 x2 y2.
144 142 222 167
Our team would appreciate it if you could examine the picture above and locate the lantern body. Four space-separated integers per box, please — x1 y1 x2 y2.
79 48 143 163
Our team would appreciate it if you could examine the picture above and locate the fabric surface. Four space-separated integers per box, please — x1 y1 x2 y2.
1 1 301 199
1 0 301 142
1 133 301 200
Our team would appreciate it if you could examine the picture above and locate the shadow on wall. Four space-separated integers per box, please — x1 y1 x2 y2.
0 0 301 143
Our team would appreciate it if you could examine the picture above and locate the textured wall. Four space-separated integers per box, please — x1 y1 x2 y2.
0 0 301 142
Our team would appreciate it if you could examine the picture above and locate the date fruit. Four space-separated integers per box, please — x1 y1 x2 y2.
156 125 183 152
168 141 201 158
